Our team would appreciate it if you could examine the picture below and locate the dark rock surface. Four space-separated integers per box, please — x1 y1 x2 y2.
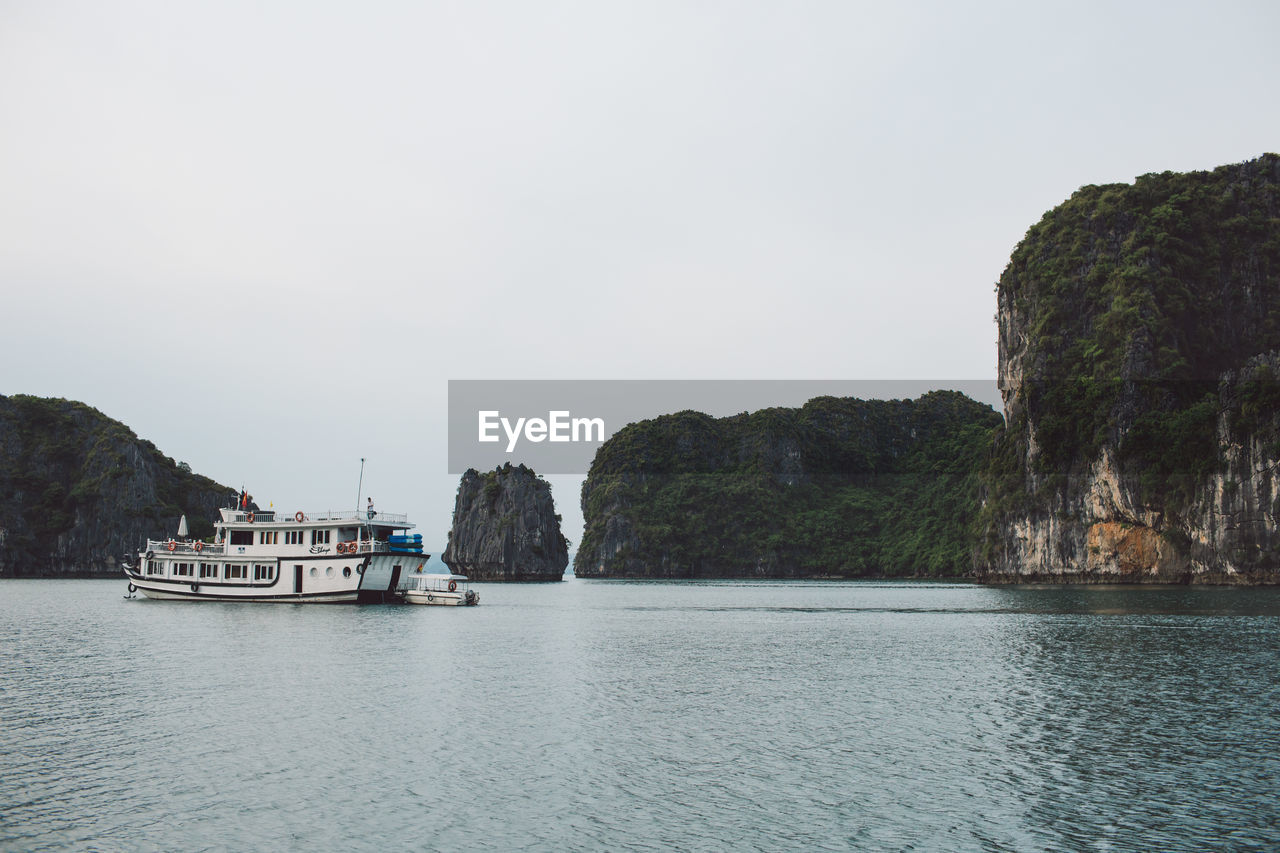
442 463 568 581
0 395 235 576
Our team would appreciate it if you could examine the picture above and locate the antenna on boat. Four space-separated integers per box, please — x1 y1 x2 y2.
355 457 365 517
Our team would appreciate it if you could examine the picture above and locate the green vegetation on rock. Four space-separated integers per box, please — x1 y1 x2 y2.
0 395 233 575
981 154 1280 579
576 392 1002 579
989 154 1280 510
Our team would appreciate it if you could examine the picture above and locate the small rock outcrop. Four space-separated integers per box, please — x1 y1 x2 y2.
442 463 569 581
0 395 235 576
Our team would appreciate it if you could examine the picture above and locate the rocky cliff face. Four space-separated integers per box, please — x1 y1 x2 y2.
0 395 235 576
442 463 568 581
576 392 1002 579
980 155 1280 582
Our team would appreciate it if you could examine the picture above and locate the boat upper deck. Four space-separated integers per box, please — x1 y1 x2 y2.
217 508 412 527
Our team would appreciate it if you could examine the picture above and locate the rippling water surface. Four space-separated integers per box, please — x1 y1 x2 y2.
3 579 1279 851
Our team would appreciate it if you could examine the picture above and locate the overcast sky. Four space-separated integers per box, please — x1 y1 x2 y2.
3 0 1278 554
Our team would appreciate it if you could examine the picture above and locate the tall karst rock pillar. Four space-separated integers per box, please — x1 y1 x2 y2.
442 463 569 581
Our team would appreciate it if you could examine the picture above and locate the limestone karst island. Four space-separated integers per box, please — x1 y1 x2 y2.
3 154 1278 583
444 463 569 581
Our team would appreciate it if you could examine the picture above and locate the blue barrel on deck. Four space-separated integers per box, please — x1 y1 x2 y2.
388 533 423 554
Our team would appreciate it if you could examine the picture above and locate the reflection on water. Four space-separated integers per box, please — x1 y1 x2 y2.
2 579 1278 851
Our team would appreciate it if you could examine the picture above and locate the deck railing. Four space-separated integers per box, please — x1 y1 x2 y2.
144 539 423 557
145 540 226 556
346 541 426 554
222 509 409 525
224 511 276 523
302 510 409 525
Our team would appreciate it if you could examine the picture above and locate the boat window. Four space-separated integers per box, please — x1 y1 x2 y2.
146 560 161 575
309 567 318 577
310 530 331 546
229 530 253 546
258 531 279 545
253 564 275 581
225 564 248 580
199 563 218 579
343 567 351 578
173 562 193 577
285 530 304 545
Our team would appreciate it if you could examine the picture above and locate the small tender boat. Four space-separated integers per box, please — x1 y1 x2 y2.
399 572 479 606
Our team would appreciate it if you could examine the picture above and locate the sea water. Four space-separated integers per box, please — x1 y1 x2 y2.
2 578 1279 851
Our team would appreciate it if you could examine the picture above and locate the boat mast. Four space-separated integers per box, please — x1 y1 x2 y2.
355 457 365 517
355 457 367 544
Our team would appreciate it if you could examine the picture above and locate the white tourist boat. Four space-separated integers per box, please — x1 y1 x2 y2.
122 504 431 603
399 572 479 606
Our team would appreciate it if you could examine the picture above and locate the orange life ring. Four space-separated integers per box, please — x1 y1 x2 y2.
448 580 457 592
340 542 350 554
194 541 204 553
295 511 305 523
247 512 255 523
166 541 176 552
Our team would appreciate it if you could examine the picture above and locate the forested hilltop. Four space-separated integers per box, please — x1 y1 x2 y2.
0 395 233 576
575 392 1002 578
980 154 1280 582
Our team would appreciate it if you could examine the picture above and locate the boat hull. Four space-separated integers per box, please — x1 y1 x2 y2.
133 582 357 603
402 589 469 606
123 551 413 604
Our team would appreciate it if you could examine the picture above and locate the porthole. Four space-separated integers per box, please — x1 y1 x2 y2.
325 566 334 577
343 567 351 578
309 567 318 577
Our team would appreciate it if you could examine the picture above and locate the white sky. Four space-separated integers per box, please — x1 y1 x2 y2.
3 0 1278 554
